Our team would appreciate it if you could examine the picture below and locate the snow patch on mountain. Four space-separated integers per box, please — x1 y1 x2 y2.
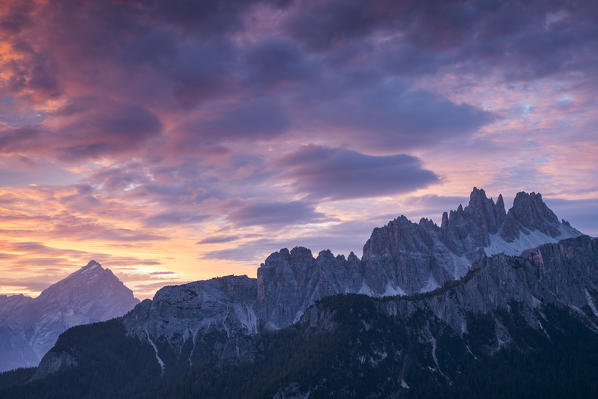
383 282 406 297
145 328 165 373
485 224 580 256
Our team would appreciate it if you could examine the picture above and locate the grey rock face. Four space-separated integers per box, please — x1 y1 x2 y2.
0 261 138 372
120 188 585 374
257 248 363 329
124 275 259 369
126 275 257 340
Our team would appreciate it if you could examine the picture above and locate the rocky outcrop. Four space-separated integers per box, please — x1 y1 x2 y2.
0 261 138 372
124 275 258 370
257 248 363 329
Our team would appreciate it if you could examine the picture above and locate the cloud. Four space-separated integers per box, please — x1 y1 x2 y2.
225 200 328 228
308 86 494 151
0 240 88 258
0 211 165 242
243 38 314 87
1 0 502 160
48 216 166 242
202 238 283 262
0 126 42 154
149 271 176 276
275 145 439 200
139 0 290 36
284 0 387 51
56 103 162 160
0 102 162 161
182 98 291 145
0 242 166 285
0 276 59 293
197 234 241 244
0 156 78 187
144 211 209 227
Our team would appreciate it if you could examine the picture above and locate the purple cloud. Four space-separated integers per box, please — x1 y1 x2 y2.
308 87 493 150
144 211 209 227
225 200 328 228
243 38 314 88
197 235 241 244
0 102 162 161
183 98 291 145
275 145 439 200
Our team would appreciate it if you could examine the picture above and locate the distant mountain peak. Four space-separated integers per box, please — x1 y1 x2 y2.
0 260 138 372
82 260 102 271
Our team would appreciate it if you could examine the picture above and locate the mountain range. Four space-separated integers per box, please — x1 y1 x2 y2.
0 261 138 372
1 188 596 398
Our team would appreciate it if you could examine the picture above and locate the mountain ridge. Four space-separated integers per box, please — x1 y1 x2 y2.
2 187 595 398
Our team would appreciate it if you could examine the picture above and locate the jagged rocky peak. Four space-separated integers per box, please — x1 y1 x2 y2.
367 188 580 254
262 246 315 269
37 260 136 307
441 187 505 247
258 188 582 312
83 259 101 270
361 187 583 294
465 186 506 231
347 251 359 263
363 215 432 260
419 217 439 230
496 191 581 247
496 192 505 212
257 246 364 329
506 191 559 236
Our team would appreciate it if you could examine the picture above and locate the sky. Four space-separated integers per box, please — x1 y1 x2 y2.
0 0 597 299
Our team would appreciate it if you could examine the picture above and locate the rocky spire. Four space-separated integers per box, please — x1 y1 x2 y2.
496 193 505 214
511 192 558 227
441 211 449 229
464 187 502 234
